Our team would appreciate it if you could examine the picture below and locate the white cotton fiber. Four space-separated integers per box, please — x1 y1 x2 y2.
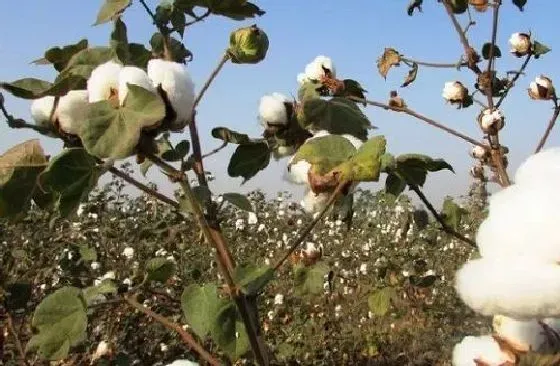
118 66 157 106
452 335 513 366
87 61 123 103
57 90 89 135
259 93 289 126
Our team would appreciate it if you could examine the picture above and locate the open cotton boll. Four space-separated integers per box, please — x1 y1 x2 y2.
514 148 560 186
455 257 560 319
477 183 560 261
147 59 195 129
493 315 560 352
297 72 310 85
342 134 364 149
57 90 89 135
286 158 311 185
118 66 157 106
302 188 330 214
259 93 289 126
452 335 514 366
88 61 123 102
165 360 199 366
31 96 57 128
304 55 336 80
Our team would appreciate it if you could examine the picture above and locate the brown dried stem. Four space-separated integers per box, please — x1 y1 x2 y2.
535 98 560 153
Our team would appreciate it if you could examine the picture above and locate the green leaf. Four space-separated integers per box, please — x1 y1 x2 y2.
179 185 212 214
150 33 192 63
210 302 250 360
300 97 371 140
78 244 97 262
140 135 170 176
95 0 132 25
181 284 227 338
179 0 265 20
211 127 251 145
80 84 165 159
82 280 118 306
294 262 329 296
34 39 89 72
401 62 418 87
291 135 357 175
26 287 87 360
222 192 253 212
440 197 466 231
227 142 271 183
298 81 324 102
0 140 47 220
161 140 190 162
111 18 130 63
394 154 453 187
533 41 551 57
336 79 367 101
512 0 527 11
334 136 387 182
368 287 396 316
410 275 437 288
377 48 401 79
38 148 101 218
146 258 175 282
0 78 53 99
5 282 32 310
233 263 274 295
385 173 406 197
450 0 468 13
58 47 117 81
481 43 502 60
128 43 152 69
407 0 423 15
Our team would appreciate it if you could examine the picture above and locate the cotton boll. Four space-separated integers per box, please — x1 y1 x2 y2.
259 93 289 126
297 72 310 85
477 183 560 261
57 90 88 135
493 315 560 352
166 360 199 366
286 159 311 185
455 257 560 319
88 61 123 102
304 55 336 81
302 188 330 214
273 145 296 160
147 59 195 130
342 134 364 150
118 66 157 106
452 335 513 366
514 148 560 186
31 96 57 128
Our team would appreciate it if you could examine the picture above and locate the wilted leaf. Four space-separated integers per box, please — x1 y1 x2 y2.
441 197 466 230
211 127 251 145
26 287 87 360
146 258 175 282
407 0 423 15
294 262 329 296
291 135 357 176
80 84 165 159
402 63 418 87
377 48 401 79
34 39 89 72
38 148 101 217
222 192 254 212
233 263 274 295
533 41 551 58
368 287 396 316
95 0 132 25
512 0 527 11
0 140 47 220
227 142 271 183
181 284 227 338
481 43 502 60
450 0 468 13
210 302 250 360
334 136 387 182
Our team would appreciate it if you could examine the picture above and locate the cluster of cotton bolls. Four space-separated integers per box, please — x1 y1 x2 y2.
30 58 195 137
453 148 560 365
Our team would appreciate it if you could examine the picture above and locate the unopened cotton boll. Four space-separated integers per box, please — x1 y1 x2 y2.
118 66 157 106
509 32 531 57
302 189 330 214
452 335 514 366
529 75 555 101
493 315 560 352
286 159 311 185
31 96 57 131
304 55 336 81
57 90 88 135
515 147 560 186
455 257 560 319
259 92 289 127
88 61 123 102
147 59 195 130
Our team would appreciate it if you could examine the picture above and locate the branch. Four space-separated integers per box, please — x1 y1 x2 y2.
350 97 486 147
125 295 220 366
5 312 30 366
442 0 481 73
485 0 501 109
409 185 477 248
193 52 231 111
401 56 467 69
495 54 532 108
185 9 211 26
202 141 228 159
274 181 347 271
535 99 560 153
138 0 172 61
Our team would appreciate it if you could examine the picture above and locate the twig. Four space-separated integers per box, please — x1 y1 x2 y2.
274 181 347 271
401 57 467 69
350 97 486 147
442 0 481 73
138 0 172 61
535 99 560 153
6 312 30 366
409 185 477 248
125 295 220 366
485 0 501 109
495 54 532 108
202 141 228 159
185 9 211 26
193 52 231 110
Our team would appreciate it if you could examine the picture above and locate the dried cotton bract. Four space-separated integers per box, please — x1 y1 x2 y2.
87 61 123 103
452 335 514 366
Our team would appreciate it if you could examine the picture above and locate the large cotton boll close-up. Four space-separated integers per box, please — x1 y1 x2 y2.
87 60 123 102
147 59 195 130
493 315 560 352
514 147 560 187
259 93 289 126
118 66 157 106
31 96 57 128
57 90 89 135
476 182 560 262
455 257 560 319
452 335 513 366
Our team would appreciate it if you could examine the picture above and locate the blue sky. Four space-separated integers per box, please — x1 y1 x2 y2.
1 1 559 205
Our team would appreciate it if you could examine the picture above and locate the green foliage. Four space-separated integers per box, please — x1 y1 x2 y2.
140 134 171 176
441 197 466 231
407 0 423 16
0 76 85 100
177 0 265 20
294 262 329 296
94 0 132 25
409 275 437 288
211 127 251 145
38 148 101 217
146 258 175 282
368 287 396 316
4 282 32 310
161 140 190 162
449 0 468 14
533 40 551 58
227 142 271 183
512 0 527 11
33 39 89 72
82 280 118 306
0 139 47 220
150 33 192 63
211 302 250 359
481 43 502 60
26 287 87 360
334 136 387 182
222 192 254 212
291 135 357 175
111 18 130 64
384 154 454 192
181 284 227 338
80 84 166 159
233 263 274 295
298 81 323 101
178 185 212 214
300 97 370 140
377 48 401 79
78 244 98 262
57 47 117 81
